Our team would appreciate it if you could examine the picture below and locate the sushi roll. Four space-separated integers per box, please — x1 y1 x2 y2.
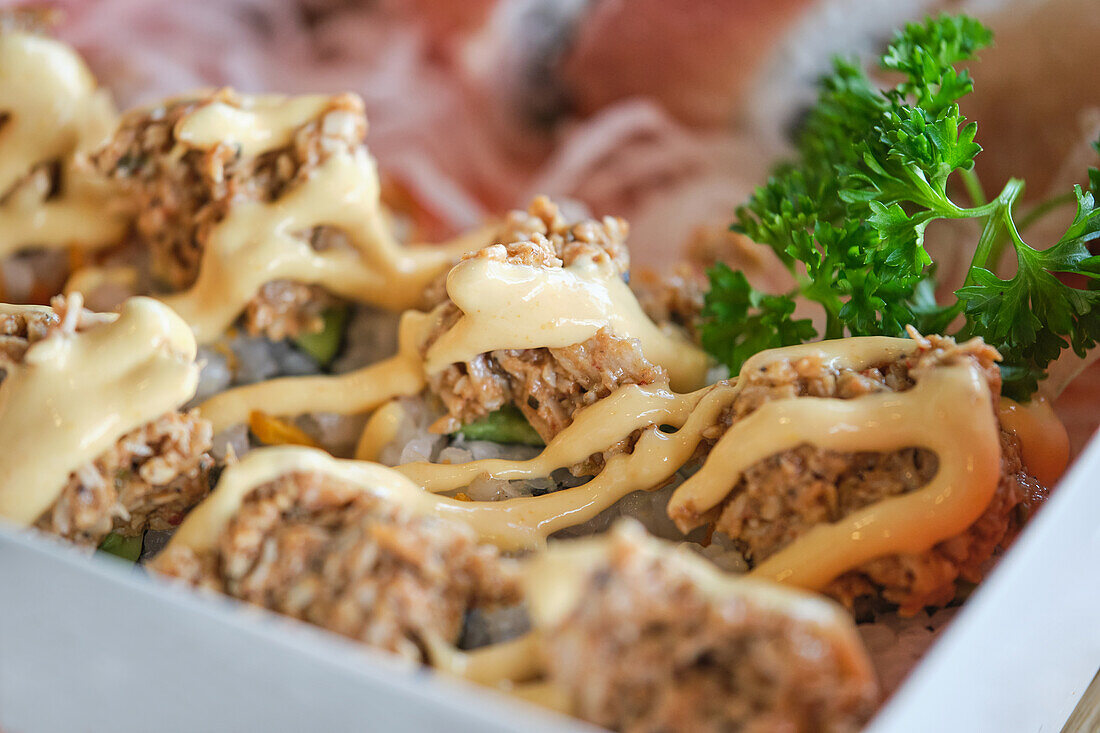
0 10 127 303
153 446 522 662
454 520 879 732
0 294 212 548
667 333 1057 615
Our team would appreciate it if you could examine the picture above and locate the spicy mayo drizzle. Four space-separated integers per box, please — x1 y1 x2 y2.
191 337 1026 598
0 32 126 257
141 92 492 343
159 446 439 555
198 311 430 433
192 225 708 428
673 362 1001 590
155 90 707 413
0 297 198 525
160 447 869 694
160 148 471 344
149 99 1057 589
413 337 1005 591
424 253 708 391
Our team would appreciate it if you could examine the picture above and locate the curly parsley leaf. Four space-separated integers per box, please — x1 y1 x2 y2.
958 186 1100 397
719 14 990 356
880 14 992 114
701 264 815 373
703 14 1100 400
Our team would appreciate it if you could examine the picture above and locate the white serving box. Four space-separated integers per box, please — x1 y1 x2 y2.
2 437 1099 733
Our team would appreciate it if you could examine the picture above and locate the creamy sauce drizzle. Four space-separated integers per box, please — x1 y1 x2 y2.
398 383 708 492
409 337 1005 590
174 94 333 157
160 148 471 344
674 363 1001 590
160 446 440 554
193 245 708 429
165 333 1061 707
437 385 732 550
164 91 706 414
0 297 198 524
424 255 709 391
199 312 429 434
430 634 545 686
165 453 869 700
355 399 406 462
197 336 1014 581
0 32 126 257
403 337 946 561
196 386 715 550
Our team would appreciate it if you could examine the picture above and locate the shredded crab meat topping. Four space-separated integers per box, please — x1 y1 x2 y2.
93 89 366 339
422 197 665 454
542 526 878 732
704 334 1047 615
155 471 522 661
0 295 212 546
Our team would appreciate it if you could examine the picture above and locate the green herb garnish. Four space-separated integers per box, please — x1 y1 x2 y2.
704 14 1100 400
459 404 545 446
97 531 143 563
292 305 349 368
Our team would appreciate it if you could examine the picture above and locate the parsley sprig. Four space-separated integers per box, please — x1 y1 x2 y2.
703 14 1100 400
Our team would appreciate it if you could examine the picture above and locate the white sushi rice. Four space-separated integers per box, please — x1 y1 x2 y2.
693 532 752 573
295 412 369 458
232 335 322 384
211 423 250 462
376 396 449 466
193 303 400 400
551 483 689 542
438 437 544 465
191 335 320 408
190 346 233 405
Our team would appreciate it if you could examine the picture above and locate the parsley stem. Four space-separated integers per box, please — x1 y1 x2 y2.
954 198 1004 220
999 193 1032 254
980 189 1073 274
986 179 1027 269
963 211 1005 288
964 178 1024 285
960 168 987 208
